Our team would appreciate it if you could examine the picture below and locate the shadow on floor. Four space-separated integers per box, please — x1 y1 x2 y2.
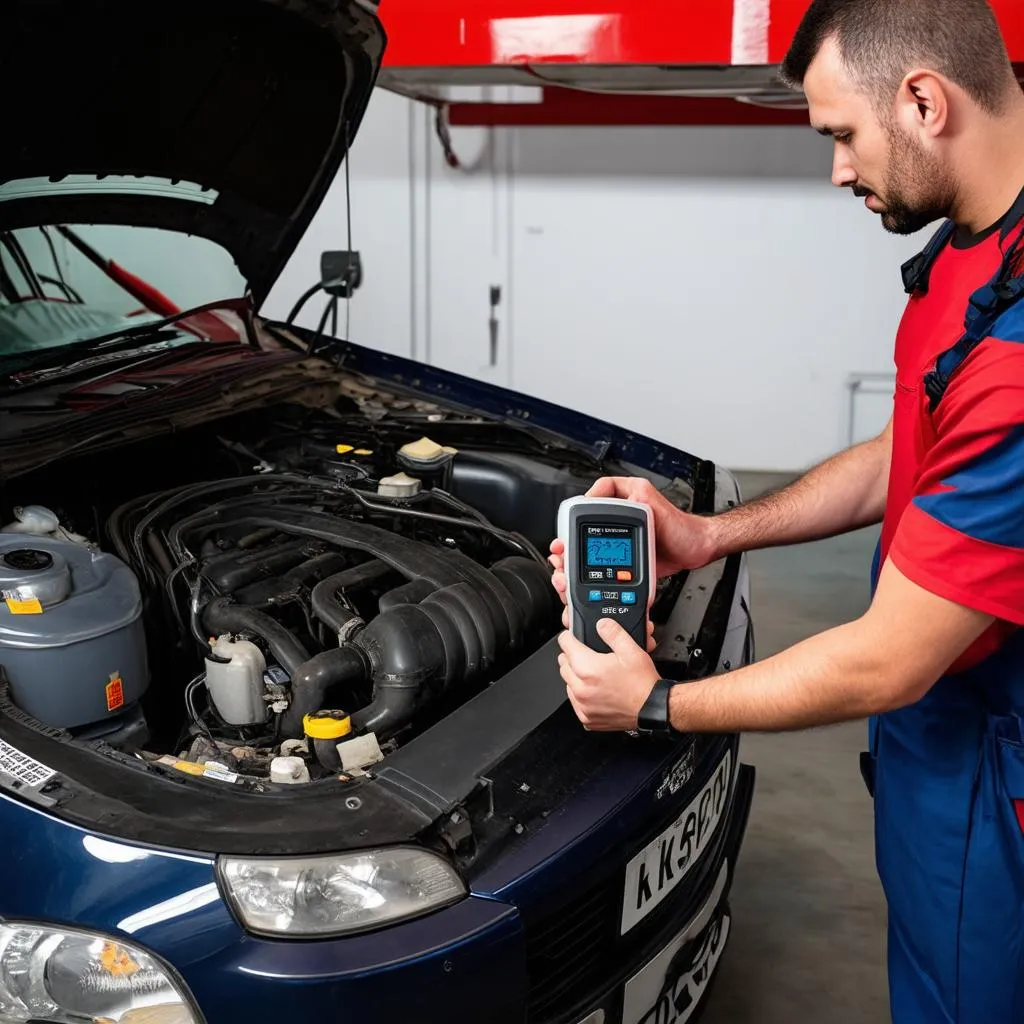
700 472 889 1024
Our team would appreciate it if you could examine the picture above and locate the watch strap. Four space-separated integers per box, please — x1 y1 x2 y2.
637 679 675 736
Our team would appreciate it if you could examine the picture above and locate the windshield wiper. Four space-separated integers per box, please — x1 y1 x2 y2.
0 297 255 382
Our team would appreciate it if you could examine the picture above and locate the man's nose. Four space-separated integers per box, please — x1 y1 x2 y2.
832 148 857 189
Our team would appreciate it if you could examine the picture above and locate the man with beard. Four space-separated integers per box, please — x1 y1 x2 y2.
549 1 1024 1020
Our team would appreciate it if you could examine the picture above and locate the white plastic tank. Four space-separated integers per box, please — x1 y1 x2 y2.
205 635 268 726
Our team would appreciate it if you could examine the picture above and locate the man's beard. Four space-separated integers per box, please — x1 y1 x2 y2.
864 124 957 235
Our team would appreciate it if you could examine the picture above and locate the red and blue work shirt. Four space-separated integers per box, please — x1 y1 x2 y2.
880 189 1024 674
868 189 1024 1024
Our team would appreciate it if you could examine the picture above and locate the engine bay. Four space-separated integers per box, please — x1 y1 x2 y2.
0 394 657 790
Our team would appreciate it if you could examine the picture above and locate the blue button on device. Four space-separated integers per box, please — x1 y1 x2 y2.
589 590 604 602
621 591 637 605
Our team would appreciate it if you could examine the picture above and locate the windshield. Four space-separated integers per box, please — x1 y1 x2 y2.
0 223 246 357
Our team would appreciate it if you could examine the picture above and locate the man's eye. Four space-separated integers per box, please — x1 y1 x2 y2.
834 133 853 144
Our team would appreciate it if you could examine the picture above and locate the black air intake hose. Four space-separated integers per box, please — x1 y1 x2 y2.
350 557 559 740
282 558 558 742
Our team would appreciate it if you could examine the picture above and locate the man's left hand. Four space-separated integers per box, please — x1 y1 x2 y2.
557 618 661 732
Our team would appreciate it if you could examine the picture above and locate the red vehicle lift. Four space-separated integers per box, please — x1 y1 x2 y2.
377 0 1024 126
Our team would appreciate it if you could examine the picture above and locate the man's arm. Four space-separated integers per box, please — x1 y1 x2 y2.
703 416 893 561
574 417 894 576
666 558 991 733
555 556 993 735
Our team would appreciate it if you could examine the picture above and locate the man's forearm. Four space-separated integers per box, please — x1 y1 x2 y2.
667 617 899 734
665 558 993 735
704 424 892 561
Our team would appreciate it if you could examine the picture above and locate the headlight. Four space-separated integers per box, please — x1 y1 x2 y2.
218 846 467 938
0 921 199 1024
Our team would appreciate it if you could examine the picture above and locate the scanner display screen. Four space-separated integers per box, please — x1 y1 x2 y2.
586 536 633 567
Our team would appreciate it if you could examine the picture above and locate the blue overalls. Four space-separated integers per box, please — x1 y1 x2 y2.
864 221 1024 1022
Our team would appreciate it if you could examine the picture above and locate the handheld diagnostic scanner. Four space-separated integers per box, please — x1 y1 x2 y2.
556 496 656 653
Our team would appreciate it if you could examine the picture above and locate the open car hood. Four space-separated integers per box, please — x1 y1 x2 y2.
0 0 385 304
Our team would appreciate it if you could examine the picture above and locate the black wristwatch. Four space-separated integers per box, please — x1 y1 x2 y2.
636 679 678 737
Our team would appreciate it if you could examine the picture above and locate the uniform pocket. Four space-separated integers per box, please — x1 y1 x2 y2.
993 714 1024 838
955 715 1024 1022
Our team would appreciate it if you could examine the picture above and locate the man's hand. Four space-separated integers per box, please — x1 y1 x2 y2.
557 618 661 731
549 477 716 606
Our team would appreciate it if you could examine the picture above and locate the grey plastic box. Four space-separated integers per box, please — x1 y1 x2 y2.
0 536 149 729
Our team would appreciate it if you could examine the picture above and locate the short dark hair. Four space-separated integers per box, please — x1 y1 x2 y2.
780 0 1018 115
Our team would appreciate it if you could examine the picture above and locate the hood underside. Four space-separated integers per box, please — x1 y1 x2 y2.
0 0 385 303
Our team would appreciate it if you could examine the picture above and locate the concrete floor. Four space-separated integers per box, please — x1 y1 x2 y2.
702 472 889 1024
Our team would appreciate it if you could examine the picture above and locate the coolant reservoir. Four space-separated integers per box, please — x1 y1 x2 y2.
205 636 268 726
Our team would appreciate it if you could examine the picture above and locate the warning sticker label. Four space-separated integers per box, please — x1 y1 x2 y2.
106 675 125 712
0 739 57 788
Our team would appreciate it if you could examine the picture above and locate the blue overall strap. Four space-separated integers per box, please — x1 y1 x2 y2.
924 223 1024 411
901 220 957 295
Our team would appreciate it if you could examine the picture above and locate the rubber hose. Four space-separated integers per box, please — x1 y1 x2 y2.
280 646 369 738
491 557 561 633
310 560 392 635
202 596 311 678
350 604 448 737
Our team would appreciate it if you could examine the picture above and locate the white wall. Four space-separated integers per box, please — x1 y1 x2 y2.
508 125 921 470
262 88 418 359
265 93 927 472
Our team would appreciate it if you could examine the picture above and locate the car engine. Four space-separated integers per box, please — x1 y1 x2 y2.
0 413 572 787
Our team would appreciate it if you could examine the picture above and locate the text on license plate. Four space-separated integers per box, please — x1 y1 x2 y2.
623 912 731 1024
621 748 732 933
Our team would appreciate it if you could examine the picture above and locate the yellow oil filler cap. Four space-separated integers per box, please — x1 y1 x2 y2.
303 710 352 740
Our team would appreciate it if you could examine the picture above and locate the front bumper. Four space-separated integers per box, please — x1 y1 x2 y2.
0 741 753 1024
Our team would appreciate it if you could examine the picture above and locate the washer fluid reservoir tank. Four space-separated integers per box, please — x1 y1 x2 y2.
0 536 148 729
205 635 268 726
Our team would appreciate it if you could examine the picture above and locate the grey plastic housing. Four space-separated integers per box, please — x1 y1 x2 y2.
0 536 148 729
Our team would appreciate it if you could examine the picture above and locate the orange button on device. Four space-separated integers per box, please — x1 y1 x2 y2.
616 570 633 582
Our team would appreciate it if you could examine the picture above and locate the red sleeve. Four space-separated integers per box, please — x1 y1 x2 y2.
889 332 1024 625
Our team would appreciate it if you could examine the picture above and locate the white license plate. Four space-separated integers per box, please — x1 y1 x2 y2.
621 748 732 933
622 911 731 1024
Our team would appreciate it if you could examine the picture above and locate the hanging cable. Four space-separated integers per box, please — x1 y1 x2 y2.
344 119 353 342
286 281 323 325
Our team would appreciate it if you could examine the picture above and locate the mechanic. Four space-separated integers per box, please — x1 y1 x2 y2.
549 1 1024 1021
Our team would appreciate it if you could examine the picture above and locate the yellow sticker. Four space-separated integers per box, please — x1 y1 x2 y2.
5 597 42 615
335 444 354 454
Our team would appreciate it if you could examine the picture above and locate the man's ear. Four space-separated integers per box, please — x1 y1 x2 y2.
896 69 950 138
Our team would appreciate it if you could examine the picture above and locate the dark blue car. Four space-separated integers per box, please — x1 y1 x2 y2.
0 2 754 1022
